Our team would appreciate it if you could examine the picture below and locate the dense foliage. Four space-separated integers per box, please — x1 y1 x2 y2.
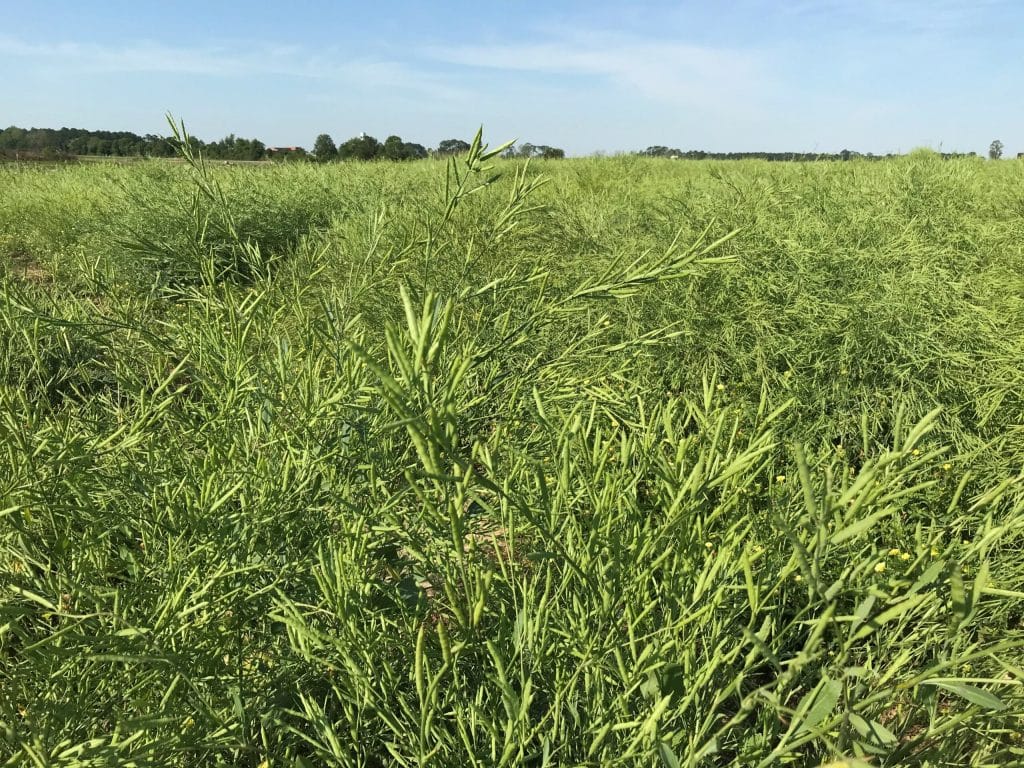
0 125 176 158
0 125 271 161
0 124 565 163
638 145 981 161
1 134 1023 766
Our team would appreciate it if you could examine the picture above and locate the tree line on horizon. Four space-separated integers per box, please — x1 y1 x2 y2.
0 125 273 161
0 124 566 163
638 145 981 161
0 124 998 163
310 133 566 162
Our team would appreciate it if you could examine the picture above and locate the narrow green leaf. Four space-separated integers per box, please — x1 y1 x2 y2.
797 677 843 733
854 593 927 640
831 509 893 545
848 712 898 746
921 681 1006 711
657 741 681 768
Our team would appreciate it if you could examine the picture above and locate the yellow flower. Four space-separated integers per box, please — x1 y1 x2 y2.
888 548 901 557
794 574 803 582
705 541 714 549
776 474 786 484
942 463 953 472
931 546 940 557
901 552 912 561
716 383 726 392
874 562 887 573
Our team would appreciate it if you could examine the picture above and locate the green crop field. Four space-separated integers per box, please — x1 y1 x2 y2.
2 131 1024 766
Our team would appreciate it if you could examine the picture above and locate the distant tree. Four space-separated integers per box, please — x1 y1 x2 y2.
511 143 564 159
152 135 175 157
89 137 112 155
436 138 470 155
377 136 428 161
641 145 676 158
989 139 1004 160
113 137 139 156
0 126 28 150
205 134 265 161
24 128 56 151
67 136 90 155
0 123 283 159
383 135 409 161
313 133 337 161
205 134 231 158
144 134 176 157
402 142 428 160
243 138 265 160
500 144 517 159
338 134 382 161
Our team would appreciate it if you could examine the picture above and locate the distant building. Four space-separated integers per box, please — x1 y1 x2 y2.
265 146 307 161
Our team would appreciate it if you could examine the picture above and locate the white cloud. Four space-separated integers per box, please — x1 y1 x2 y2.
424 31 769 108
0 35 284 76
0 35 469 100
778 0 1012 37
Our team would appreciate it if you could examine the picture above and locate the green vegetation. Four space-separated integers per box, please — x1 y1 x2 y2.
1 128 1023 766
638 145 980 162
0 125 564 164
0 126 270 161
0 125 177 159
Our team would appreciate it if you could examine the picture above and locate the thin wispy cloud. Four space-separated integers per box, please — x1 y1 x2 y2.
425 32 769 107
0 35 291 76
0 35 470 101
778 0 1013 38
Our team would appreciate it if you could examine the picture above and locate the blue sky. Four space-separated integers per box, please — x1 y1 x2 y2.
2 0 1021 155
